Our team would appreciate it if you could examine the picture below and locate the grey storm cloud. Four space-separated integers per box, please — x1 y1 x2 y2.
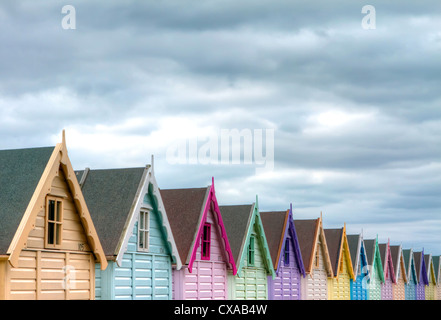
0 0 440 253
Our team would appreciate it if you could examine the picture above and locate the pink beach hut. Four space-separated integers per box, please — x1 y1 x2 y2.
160 178 236 300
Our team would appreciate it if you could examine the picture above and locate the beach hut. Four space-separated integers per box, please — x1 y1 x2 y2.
76 160 182 299
379 241 396 300
295 216 333 300
347 234 369 300
414 250 428 300
364 238 384 300
390 245 407 300
425 254 436 300
0 132 107 300
403 249 418 300
220 198 276 300
433 256 441 300
160 179 236 300
325 225 355 300
260 204 305 300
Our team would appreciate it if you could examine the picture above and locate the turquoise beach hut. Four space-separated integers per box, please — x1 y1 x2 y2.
76 160 182 299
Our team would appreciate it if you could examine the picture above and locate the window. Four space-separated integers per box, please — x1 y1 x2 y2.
138 210 150 251
45 197 63 248
314 246 320 268
284 238 290 266
248 236 255 266
201 223 211 260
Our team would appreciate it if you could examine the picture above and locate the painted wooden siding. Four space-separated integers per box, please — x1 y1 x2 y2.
173 209 227 300
7 250 93 300
301 240 328 300
380 259 393 300
416 282 425 300
393 277 405 300
229 223 268 300
328 254 351 300
381 277 393 300
351 257 368 300
405 282 416 300
426 283 436 300
436 284 441 300
95 204 172 300
5 168 95 300
367 266 382 300
27 170 91 253
268 235 301 300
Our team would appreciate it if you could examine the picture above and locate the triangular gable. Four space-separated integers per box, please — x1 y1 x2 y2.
364 238 385 283
77 160 182 270
295 216 333 277
403 249 418 285
425 254 436 285
433 256 441 285
414 250 429 285
6 131 107 270
161 178 236 275
390 245 408 283
325 225 355 280
221 197 275 279
347 234 369 278
379 241 396 283
286 204 306 278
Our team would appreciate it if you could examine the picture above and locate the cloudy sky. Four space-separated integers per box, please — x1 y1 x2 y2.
1 1 440 254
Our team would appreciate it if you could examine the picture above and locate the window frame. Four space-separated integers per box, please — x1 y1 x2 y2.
45 196 63 249
284 238 290 266
201 223 211 260
248 236 255 266
314 245 320 269
138 209 150 252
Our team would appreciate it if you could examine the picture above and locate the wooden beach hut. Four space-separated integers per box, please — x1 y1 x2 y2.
261 204 305 300
364 238 384 300
390 244 407 300
433 255 441 300
325 225 355 300
403 248 418 300
425 254 436 300
295 216 333 300
379 241 396 300
347 233 369 300
76 161 182 299
0 132 107 300
414 250 428 300
220 198 276 300
160 179 237 300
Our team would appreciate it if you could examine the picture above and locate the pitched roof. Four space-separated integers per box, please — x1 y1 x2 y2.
219 204 254 266
324 228 343 277
0 146 55 254
433 256 440 282
402 249 412 275
413 251 429 284
364 239 376 266
414 251 423 278
378 244 388 270
75 167 146 257
390 245 400 272
379 243 395 282
294 219 318 272
260 210 289 269
347 234 361 272
160 187 209 265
